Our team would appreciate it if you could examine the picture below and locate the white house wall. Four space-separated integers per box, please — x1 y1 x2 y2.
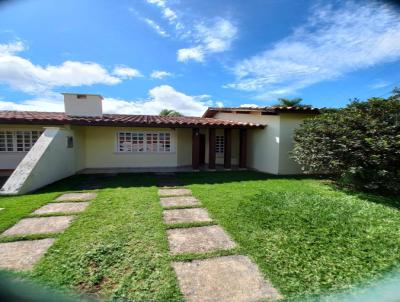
63 94 103 117
71 126 86 172
1 127 77 195
214 112 280 174
176 128 192 167
82 126 179 169
213 112 315 174
0 125 47 172
278 113 316 174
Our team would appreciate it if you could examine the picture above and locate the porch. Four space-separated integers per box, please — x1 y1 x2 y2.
190 127 248 170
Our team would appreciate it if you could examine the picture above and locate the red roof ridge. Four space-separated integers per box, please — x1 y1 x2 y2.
0 110 264 129
202 106 321 118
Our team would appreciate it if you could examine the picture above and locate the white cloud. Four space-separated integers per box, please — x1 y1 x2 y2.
240 104 259 108
0 41 140 94
177 18 237 62
0 85 218 117
143 1 237 61
145 0 182 29
0 93 64 112
103 85 211 116
112 66 142 79
196 19 237 53
0 41 25 55
177 47 204 62
143 18 169 37
227 1 400 99
146 0 165 7
163 7 177 22
150 70 173 79
369 80 391 90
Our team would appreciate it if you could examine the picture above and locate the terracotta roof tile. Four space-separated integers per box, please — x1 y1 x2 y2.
202 106 321 118
0 111 264 129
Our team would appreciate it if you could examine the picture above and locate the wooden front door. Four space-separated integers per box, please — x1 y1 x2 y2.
199 134 206 165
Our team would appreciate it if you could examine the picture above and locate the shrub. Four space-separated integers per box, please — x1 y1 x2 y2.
292 94 400 194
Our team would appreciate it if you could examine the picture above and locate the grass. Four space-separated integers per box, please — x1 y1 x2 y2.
0 174 182 301
0 233 60 243
165 221 216 229
1 171 400 301
177 171 400 300
171 247 240 262
0 192 55 233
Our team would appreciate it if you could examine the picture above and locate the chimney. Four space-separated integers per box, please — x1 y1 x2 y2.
62 93 103 117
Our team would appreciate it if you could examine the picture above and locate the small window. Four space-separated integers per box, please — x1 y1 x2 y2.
216 135 224 154
67 136 74 148
77 94 87 99
0 130 42 152
146 133 158 152
159 133 171 152
117 132 172 153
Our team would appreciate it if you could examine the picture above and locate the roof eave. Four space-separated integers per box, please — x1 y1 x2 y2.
203 106 321 118
0 118 265 129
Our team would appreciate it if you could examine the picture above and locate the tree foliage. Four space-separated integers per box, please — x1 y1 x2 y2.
275 97 311 107
292 92 400 194
159 109 183 117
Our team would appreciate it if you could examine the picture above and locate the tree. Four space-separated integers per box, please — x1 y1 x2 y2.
159 109 183 117
392 86 400 99
292 93 400 194
274 97 311 107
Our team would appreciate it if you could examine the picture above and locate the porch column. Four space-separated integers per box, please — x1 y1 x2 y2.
192 128 200 170
208 128 216 169
224 128 232 169
239 128 247 169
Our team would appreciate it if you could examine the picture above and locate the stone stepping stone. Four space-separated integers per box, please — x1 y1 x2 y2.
0 238 55 271
173 255 281 302
2 216 74 236
167 225 236 255
158 188 192 197
160 196 200 208
33 202 89 215
55 192 97 202
164 208 212 224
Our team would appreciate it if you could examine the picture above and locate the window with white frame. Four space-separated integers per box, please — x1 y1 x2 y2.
117 132 171 153
0 130 43 152
215 135 224 154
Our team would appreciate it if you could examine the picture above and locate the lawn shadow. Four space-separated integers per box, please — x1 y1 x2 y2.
25 170 399 213
325 181 400 210
176 170 318 186
35 173 158 194
33 170 296 195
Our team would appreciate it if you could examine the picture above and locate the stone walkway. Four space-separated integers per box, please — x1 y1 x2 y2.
157 175 281 302
0 192 96 271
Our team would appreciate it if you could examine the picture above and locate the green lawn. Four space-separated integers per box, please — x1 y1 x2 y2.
177 172 400 301
1 171 400 301
0 192 54 234
0 174 182 301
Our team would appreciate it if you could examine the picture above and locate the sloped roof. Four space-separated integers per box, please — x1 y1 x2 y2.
0 111 264 129
202 106 321 118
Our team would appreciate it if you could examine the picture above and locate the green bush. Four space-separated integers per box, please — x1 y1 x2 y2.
292 94 400 194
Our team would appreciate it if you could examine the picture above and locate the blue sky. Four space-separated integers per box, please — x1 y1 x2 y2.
0 0 400 116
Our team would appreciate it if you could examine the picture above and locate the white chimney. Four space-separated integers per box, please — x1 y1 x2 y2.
62 93 103 117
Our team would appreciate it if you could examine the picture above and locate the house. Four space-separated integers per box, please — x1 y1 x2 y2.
0 93 319 195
